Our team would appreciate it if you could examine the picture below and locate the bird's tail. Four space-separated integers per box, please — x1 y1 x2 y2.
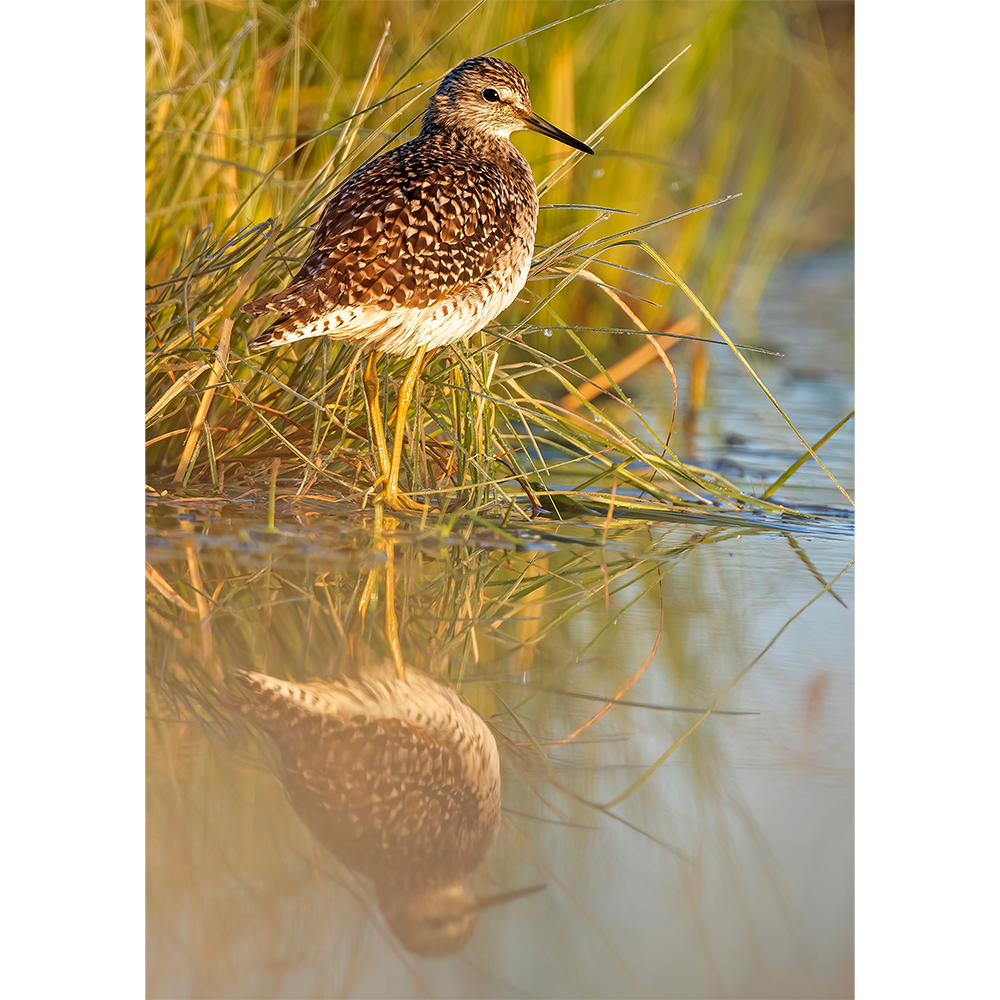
245 320 303 351
231 667 390 718
233 668 306 704
240 289 306 351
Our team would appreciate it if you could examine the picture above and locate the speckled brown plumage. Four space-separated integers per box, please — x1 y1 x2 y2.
232 665 505 956
240 56 592 510
241 56 593 356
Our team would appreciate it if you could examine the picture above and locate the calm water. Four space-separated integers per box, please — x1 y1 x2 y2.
147 250 853 999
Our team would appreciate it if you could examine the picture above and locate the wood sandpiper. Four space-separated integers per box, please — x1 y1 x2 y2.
241 56 593 510
233 665 543 956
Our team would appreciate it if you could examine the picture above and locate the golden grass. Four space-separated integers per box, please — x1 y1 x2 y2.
146 0 853 517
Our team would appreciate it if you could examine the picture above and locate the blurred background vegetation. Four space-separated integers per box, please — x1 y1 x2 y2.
146 9 854 984
145 0 853 502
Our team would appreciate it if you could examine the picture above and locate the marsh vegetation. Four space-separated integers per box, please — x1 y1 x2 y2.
146 3 854 996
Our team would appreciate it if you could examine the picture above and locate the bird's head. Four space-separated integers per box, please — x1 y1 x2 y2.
378 880 545 958
424 56 593 154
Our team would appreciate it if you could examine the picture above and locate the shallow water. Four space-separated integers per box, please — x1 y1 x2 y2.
146 250 853 999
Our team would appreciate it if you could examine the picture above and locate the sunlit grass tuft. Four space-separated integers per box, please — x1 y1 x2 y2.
146 0 853 520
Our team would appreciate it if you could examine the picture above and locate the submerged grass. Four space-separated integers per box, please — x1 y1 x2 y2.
146 497 853 992
146 0 853 522
147 10 853 984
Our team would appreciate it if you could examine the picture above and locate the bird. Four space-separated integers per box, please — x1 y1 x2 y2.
241 56 594 511
231 664 542 957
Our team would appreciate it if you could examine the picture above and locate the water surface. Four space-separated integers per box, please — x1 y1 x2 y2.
146 250 853 999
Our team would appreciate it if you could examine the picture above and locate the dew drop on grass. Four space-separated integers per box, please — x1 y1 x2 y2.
543 329 552 338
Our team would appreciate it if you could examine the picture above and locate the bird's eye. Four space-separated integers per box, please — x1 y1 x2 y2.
481 88 500 102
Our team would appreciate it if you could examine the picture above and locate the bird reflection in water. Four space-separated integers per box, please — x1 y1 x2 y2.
233 664 542 957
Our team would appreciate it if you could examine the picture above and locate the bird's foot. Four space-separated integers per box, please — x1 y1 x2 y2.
367 476 429 513
379 490 429 513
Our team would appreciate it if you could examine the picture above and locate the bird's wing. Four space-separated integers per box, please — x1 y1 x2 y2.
241 144 516 324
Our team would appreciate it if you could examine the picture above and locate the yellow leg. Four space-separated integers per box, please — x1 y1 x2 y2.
381 346 428 512
362 350 391 484
353 527 405 679
361 348 428 511
382 541 407 681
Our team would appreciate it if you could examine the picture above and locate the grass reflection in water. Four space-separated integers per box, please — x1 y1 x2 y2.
147 498 852 997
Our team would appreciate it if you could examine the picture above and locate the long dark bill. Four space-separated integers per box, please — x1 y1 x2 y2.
523 111 594 155
469 883 547 914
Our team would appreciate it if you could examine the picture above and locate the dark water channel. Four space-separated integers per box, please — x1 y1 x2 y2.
146 250 854 999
